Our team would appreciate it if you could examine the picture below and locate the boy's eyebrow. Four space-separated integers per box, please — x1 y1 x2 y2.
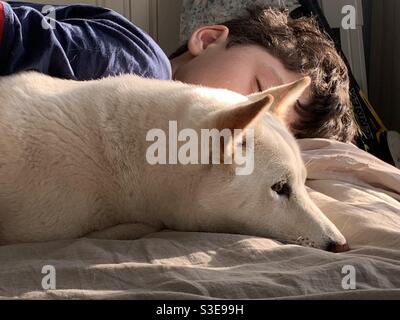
271 69 284 86
259 66 284 90
260 68 310 108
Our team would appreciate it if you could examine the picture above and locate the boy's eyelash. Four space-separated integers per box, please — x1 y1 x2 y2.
256 78 262 92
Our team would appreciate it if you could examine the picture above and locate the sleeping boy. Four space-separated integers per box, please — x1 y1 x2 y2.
0 1 358 144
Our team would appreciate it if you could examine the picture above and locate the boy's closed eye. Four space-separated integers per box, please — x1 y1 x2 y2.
256 78 262 92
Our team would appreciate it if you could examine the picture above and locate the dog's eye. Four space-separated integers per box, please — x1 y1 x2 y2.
271 181 291 197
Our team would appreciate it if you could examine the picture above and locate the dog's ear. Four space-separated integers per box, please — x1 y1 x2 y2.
215 93 274 132
209 93 274 162
248 76 311 123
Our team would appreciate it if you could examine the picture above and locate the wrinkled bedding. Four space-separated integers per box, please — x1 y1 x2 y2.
0 139 399 299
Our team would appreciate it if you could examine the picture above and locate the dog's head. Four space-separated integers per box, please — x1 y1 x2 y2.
150 77 348 252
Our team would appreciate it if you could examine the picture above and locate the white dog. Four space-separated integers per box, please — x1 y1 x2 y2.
0 72 348 252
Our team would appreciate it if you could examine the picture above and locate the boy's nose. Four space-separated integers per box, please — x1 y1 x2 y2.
326 241 350 253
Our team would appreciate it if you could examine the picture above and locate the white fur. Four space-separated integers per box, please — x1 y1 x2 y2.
0 72 346 250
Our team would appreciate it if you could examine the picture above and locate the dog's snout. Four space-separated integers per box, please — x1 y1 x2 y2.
326 241 350 253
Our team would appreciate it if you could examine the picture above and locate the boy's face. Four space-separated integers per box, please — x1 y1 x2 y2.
171 25 311 127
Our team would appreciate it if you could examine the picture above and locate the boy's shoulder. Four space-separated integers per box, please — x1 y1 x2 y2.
0 2 171 81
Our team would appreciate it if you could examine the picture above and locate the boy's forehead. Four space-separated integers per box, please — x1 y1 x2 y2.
234 45 305 81
250 46 298 82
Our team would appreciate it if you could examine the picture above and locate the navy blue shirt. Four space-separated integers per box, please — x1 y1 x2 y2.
0 1 172 80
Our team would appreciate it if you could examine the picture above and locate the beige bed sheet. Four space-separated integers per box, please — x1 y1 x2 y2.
0 138 399 299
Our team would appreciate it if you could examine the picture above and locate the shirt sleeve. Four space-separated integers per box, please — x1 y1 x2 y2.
0 1 172 80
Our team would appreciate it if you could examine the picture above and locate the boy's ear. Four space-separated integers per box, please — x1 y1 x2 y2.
207 94 274 162
188 25 229 56
248 76 311 123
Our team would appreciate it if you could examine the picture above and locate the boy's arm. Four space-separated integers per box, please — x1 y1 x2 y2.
0 1 171 80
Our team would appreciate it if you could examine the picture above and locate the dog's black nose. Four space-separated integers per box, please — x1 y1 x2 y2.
326 241 350 253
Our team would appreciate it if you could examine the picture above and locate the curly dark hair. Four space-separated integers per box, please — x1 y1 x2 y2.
169 6 360 143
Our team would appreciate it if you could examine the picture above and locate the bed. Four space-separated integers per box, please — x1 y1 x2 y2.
1 0 398 300
1 139 399 299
